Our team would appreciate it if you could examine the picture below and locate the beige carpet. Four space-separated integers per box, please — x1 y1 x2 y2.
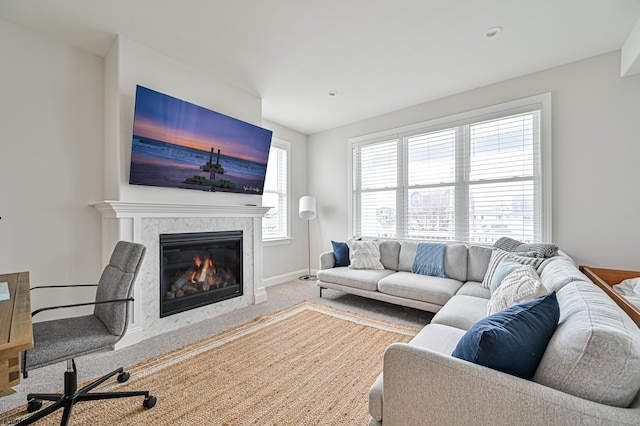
1 302 419 425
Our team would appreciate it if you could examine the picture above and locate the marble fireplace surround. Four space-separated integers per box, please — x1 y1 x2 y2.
92 201 270 348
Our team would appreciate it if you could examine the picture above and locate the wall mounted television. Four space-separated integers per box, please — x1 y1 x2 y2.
129 85 272 195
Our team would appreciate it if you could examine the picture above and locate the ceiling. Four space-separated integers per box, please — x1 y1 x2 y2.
1 0 639 135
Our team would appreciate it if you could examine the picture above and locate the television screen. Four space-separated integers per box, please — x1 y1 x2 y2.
129 85 272 195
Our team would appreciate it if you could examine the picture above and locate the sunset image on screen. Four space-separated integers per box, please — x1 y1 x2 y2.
129 85 272 194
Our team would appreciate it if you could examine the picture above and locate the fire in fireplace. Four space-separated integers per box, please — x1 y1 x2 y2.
159 231 243 317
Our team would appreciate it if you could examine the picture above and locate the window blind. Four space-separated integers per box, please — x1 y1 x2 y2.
467 112 539 243
351 96 548 244
263 144 288 240
353 139 398 238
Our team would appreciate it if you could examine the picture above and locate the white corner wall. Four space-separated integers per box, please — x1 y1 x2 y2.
309 51 640 270
0 18 104 315
261 120 310 284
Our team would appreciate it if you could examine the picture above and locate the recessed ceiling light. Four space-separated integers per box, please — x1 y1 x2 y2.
485 26 503 38
328 90 338 97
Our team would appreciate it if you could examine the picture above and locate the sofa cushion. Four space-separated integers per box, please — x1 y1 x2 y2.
455 282 490 299
431 295 488 330
410 323 467 354
452 291 559 380
331 240 350 267
316 267 395 291
533 282 640 407
398 241 419 272
412 242 447 278
348 240 384 269
487 265 548 315
467 245 492 282
379 240 401 271
539 256 591 293
444 244 468 282
481 248 544 289
377 272 462 306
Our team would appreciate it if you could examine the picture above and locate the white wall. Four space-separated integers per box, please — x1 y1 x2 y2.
309 51 640 271
261 120 310 284
0 18 104 313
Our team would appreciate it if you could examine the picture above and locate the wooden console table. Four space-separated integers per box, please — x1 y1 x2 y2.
0 271 33 391
580 266 640 328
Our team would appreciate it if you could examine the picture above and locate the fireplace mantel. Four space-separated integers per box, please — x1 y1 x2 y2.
91 200 270 348
92 200 270 218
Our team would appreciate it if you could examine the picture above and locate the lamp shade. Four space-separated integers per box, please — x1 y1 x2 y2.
299 196 317 220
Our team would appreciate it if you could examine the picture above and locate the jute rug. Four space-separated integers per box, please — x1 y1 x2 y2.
1 302 419 425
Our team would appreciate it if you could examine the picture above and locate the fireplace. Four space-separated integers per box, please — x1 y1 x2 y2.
159 231 243 317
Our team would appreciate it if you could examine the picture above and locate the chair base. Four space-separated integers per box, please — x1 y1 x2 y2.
17 363 156 426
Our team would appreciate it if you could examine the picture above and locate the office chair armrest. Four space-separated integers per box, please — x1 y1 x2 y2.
30 284 98 290
31 297 134 317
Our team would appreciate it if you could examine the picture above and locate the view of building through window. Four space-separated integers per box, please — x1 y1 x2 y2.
352 106 542 244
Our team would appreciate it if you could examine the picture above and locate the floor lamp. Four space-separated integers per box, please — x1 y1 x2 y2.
299 195 317 281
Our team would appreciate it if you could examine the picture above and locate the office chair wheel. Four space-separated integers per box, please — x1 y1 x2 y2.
27 399 43 413
143 395 157 409
117 371 130 383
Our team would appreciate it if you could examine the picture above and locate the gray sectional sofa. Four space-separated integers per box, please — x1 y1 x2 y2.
316 240 640 425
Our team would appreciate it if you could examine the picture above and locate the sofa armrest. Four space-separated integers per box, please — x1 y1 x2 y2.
382 343 640 425
319 251 335 270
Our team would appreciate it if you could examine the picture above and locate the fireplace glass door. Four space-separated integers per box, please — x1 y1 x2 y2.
160 231 242 317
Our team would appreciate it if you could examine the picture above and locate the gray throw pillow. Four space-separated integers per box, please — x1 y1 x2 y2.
482 248 544 289
489 259 522 294
494 236 558 258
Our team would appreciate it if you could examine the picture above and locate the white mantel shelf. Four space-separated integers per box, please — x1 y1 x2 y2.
92 200 271 218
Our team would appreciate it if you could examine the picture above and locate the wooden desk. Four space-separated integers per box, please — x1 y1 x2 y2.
580 266 640 328
0 271 33 390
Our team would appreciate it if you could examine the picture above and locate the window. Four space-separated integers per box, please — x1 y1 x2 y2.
350 94 551 244
262 139 290 241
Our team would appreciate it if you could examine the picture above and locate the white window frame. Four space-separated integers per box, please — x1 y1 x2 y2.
262 138 292 246
348 93 552 243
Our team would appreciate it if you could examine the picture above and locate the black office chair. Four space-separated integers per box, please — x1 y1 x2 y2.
18 241 156 426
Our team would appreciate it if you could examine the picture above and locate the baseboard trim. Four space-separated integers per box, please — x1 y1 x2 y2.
115 325 142 349
263 269 317 287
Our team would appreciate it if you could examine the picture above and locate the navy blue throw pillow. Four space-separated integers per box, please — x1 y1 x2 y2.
451 291 560 380
331 241 350 267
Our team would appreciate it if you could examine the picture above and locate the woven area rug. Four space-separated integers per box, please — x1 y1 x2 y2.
1 302 419 425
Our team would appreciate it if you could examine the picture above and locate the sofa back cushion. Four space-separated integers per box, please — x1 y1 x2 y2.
444 244 467 282
398 242 467 281
467 245 492 282
533 282 640 407
398 241 419 272
539 256 591 293
379 240 401 271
